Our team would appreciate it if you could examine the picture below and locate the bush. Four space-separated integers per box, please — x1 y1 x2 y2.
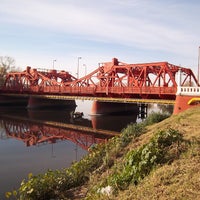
7 143 107 200
106 129 183 191
120 123 146 147
144 112 170 126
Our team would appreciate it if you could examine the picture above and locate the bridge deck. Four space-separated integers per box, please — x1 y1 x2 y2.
0 93 175 104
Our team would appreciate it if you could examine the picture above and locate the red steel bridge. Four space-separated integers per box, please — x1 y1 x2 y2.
0 58 199 103
1 115 116 150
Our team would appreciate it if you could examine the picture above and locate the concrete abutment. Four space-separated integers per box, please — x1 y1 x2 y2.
173 95 200 115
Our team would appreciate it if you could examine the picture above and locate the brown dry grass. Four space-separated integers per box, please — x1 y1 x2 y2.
147 106 200 140
116 107 200 200
117 144 200 200
84 107 200 200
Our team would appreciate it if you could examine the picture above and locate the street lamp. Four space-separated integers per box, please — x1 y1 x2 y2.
52 59 56 69
77 57 82 79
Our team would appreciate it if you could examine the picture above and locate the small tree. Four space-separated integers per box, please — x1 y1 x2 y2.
0 56 15 86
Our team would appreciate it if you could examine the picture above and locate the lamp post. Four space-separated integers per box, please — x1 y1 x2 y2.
52 59 56 69
77 57 82 79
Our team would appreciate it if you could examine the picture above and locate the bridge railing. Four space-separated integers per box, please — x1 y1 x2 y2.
1 85 177 99
177 86 200 96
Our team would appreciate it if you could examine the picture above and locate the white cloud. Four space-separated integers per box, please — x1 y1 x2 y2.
0 0 200 72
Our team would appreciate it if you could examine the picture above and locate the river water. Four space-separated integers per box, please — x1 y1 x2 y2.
0 100 173 199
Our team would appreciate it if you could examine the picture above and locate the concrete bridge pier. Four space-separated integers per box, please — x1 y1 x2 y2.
90 101 139 130
91 101 139 115
27 96 76 109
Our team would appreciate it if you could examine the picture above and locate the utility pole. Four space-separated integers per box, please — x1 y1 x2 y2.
198 46 200 84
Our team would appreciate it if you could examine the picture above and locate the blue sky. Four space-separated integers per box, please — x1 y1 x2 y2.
0 0 200 77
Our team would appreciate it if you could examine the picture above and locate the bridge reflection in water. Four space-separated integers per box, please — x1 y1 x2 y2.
0 114 118 151
4 118 118 150
0 105 140 151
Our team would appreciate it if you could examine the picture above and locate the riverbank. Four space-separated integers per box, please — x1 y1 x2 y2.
6 107 200 199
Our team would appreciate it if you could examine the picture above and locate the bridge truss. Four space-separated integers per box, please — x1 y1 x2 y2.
2 58 199 100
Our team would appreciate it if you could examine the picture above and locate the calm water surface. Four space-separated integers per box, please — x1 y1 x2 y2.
0 100 172 199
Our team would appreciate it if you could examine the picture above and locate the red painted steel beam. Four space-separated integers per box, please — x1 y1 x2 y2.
1 58 199 100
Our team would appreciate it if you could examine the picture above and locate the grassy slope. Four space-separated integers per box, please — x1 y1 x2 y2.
11 107 200 200
84 107 200 200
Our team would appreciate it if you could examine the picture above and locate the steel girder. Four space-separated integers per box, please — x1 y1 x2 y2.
1 58 199 99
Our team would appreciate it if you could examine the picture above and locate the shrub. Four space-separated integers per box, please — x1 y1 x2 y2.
144 112 170 126
120 123 146 147
7 143 107 200
106 129 183 191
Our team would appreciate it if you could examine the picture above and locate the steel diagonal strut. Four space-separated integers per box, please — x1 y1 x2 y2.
1 58 199 101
